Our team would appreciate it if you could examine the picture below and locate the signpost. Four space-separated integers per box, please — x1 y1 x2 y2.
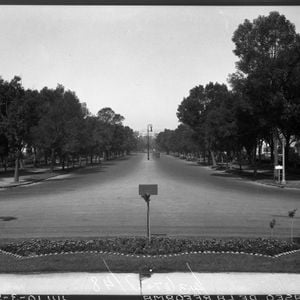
275 165 283 183
139 184 158 243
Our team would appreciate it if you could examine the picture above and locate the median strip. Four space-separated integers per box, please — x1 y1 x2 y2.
1 237 299 260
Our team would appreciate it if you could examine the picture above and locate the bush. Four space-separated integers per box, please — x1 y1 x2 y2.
1 237 299 257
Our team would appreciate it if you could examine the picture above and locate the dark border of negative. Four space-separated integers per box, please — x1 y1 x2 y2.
0 0 299 6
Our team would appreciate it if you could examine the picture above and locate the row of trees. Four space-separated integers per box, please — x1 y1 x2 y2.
0 77 138 182
156 125 199 155
156 11 300 175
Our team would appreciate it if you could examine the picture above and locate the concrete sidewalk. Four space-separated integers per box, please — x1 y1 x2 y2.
0 166 86 189
0 273 299 295
0 168 59 188
211 166 300 190
255 179 300 189
0 163 106 189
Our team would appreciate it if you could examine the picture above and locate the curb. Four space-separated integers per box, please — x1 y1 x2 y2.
219 169 300 190
256 181 300 190
0 174 59 189
0 164 106 189
192 161 300 190
1 248 300 261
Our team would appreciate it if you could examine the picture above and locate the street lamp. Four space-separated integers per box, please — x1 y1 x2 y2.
282 136 286 184
147 124 152 160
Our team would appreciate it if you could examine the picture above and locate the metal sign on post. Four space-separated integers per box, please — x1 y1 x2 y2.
139 184 158 196
275 165 283 183
138 184 158 243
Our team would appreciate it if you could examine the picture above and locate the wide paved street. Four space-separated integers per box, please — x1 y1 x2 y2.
0 153 299 239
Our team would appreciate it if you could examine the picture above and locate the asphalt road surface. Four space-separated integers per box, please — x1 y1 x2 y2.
0 153 299 239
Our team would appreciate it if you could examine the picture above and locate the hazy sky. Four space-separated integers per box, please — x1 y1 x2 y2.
1 6 300 133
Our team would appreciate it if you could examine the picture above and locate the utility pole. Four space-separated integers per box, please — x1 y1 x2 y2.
147 124 152 160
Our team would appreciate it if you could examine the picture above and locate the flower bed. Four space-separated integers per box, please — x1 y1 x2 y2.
1 237 299 257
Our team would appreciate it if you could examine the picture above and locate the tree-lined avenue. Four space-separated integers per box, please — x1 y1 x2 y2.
0 153 299 240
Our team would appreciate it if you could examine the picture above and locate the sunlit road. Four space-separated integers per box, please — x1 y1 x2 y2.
0 153 299 239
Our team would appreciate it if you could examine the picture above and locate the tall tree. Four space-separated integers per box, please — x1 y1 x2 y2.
0 76 30 182
177 82 235 166
96 107 125 159
232 11 300 168
97 107 124 125
31 85 84 171
156 129 174 154
177 85 209 162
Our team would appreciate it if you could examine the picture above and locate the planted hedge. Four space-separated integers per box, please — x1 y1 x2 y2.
1 237 299 257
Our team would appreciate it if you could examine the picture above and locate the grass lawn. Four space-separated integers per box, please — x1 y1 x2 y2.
0 251 299 273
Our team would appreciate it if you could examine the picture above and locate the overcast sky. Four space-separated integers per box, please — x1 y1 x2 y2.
1 6 300 133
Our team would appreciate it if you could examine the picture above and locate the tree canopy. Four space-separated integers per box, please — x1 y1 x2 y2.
0 78 138 181
157 11 300 173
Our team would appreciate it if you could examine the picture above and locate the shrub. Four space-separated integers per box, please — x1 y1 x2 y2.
1 237 298 257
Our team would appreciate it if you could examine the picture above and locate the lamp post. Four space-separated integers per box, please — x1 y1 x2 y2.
282 136 286 184
147 124 152 160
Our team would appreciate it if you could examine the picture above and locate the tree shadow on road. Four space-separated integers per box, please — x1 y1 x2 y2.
76 167 107 175
211 172 242 178
0 216 17 221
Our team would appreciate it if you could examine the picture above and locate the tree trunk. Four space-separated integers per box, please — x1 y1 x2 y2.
238 150 242 171
3 157 7 172
285 135 290 167
61 157 65 170
33 147 37 167
50 148 55 172
258 140 262 162
14 151 20 183
252 144 257 178
19 157 24 170
210 150 217 167
270 139 274 163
